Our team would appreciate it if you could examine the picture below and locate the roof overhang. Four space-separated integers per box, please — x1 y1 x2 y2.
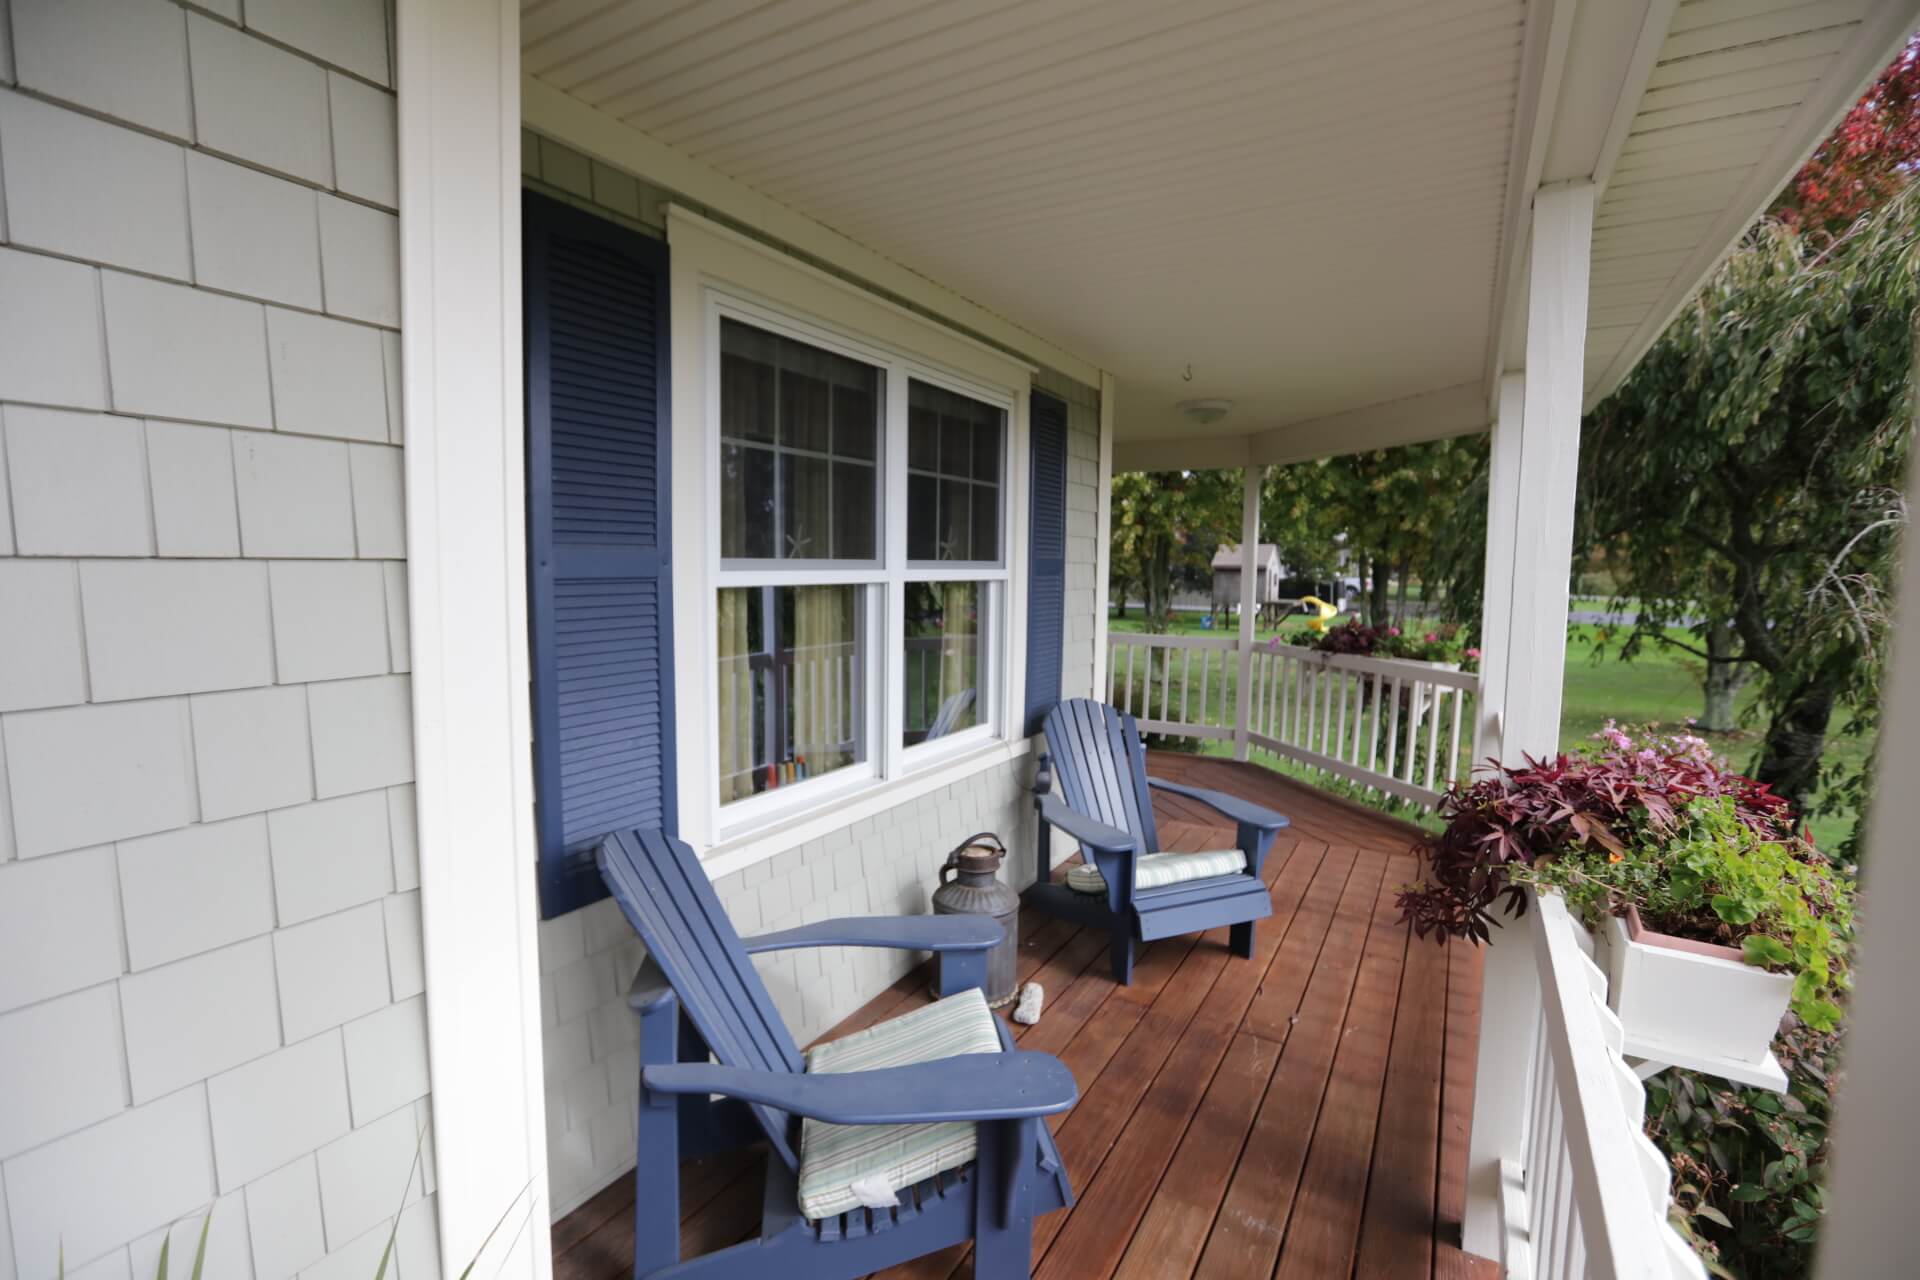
518 0 1920 470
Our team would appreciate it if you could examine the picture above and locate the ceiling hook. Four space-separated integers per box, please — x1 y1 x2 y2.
1181 364 1193 382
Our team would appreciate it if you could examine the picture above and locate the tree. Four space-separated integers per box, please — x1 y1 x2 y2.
1579 187 1918 819
1261 437 1489 625
1772 36 1920 240
1109 469 1242 632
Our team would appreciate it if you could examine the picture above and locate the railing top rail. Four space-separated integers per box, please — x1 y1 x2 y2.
1531 891 1702 1279
1109 632 1239 652
1266 645 1481 690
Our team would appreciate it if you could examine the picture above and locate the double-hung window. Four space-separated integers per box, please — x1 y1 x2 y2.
712 307 1010 827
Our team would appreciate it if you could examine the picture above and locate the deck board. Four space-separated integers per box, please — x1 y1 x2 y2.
550 756 1496 1280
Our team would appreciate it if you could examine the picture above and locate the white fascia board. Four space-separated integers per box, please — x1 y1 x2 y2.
1250 382 1489 466
1112 381 1491 473
1111 432 1250 474
521 75 1103 389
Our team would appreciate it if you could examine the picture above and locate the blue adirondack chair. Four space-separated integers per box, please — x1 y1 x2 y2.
595 828 1078 1280
1027 699 1291 984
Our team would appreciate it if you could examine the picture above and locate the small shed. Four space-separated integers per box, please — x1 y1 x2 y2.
1211 543 1286 616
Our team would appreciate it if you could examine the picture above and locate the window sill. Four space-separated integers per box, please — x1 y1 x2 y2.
700 735 1034 882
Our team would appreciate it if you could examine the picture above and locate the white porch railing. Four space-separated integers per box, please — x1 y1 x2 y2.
1107 632 1478 809
1498 893 1705 1280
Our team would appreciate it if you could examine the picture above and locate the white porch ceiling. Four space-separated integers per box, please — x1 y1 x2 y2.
520 0 1920 461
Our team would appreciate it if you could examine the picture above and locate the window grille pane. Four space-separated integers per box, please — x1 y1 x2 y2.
720 319 880 563
720 443 775 559
907 473 938 562
716 584 866 803
832 461 876 560
903 581 987 747
907 379 1003 564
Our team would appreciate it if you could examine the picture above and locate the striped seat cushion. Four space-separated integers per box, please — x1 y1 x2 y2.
1066 849 1247 895
796 986 1004 1220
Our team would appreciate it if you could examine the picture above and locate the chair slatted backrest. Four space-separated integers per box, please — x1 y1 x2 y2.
1042 700 1158 855
597 828 805 1171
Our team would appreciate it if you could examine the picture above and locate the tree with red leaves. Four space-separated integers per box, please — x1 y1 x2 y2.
1772 34 1920 239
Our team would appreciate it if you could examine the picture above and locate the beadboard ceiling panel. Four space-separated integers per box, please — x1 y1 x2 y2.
522 0 1919 452
1583 0 1915 405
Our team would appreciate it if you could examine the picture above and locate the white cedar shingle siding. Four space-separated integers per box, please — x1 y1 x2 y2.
266 306 390 442
9 0 194 141
0 248 110 411
145 421 243 557
0 92 192 279
0 4 429 1275
186 150 325 309
3 408 153 556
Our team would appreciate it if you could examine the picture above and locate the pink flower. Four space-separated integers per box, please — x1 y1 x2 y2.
1386 627 1401 637
1465 647 1481 659
1423 632 1437 644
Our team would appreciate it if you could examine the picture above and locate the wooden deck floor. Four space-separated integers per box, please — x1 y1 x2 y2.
552 754 1495 1280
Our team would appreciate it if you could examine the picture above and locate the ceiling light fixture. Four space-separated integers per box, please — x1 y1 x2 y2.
1178 398 1233 426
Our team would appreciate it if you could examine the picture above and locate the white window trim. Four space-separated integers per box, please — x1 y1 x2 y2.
668 221 1035 871
702 291 1018 838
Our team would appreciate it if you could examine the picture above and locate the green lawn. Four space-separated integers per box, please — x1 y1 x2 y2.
1109 611 1871 850
1559 625 1869 851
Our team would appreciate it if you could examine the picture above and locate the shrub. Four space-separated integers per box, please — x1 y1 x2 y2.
1649 1022 1838 1280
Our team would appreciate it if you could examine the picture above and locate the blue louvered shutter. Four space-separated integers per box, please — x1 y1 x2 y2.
1024 389 1069 736
524 192 676 919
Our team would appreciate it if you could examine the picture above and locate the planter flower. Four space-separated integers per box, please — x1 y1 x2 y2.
1397 725 1854 1062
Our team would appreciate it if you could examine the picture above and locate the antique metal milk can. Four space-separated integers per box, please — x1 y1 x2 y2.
931 832 1019 1007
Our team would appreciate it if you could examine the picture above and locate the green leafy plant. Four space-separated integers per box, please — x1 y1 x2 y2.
1400 724 1855 1031
1645 1023 1839 1279
1513 793 1854 1030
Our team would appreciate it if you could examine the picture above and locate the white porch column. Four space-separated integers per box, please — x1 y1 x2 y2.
397 2 550 1276
1473 372 1527 767
1479 181 1595 768
1093 371 1117 699
1815 420 1920 1278
1463 180 1594 1262
1233 465 1264 760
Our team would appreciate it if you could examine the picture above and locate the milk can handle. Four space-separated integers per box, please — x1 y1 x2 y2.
940 832 1005 885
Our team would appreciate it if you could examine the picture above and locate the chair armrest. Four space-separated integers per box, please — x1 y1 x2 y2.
642 1051 1077 1125
742 914 1002 956
1036 793 1136 855
1146 777 1290 833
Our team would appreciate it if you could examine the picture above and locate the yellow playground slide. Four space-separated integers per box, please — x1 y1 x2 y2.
1298 595 1339 632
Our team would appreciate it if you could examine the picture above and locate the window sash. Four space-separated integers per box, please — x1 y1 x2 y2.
707 297 1017 837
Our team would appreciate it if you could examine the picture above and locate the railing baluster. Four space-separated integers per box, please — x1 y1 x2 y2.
1448 686 1465 790
1334 670 1349 763
1383 676 1400 778
1180 649 1192 726
1348 673 1363 765
1159 645 1171 722
1267 652 1281 744
1125 643 1136 715
1425 681 1443 791
1366 672 1382 776
1402 680 1422 784
1552 1140 1578 1279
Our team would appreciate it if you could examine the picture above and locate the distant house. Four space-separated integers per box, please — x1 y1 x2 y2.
1211 543 1287 616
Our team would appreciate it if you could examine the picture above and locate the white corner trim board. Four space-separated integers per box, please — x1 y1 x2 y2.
397 1 551 1275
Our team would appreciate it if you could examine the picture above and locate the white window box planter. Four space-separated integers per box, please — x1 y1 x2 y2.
1600 904 1792 1091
